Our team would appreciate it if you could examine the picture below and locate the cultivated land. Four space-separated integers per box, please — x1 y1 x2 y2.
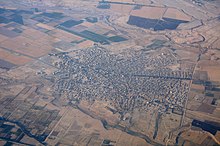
0 0 220 145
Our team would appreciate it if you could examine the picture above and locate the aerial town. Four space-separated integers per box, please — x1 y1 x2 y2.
0 0 220 146
45 46 190 114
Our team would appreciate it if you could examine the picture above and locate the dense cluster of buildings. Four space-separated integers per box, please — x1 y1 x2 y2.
44 47 190 116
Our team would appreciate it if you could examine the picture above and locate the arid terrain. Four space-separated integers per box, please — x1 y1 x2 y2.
0 0 220 145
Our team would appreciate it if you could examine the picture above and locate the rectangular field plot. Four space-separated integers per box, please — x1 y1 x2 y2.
0 48 33 65
0 36 52 58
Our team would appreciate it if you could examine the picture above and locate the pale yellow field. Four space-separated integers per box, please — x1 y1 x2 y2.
130 6 166 19
77 40 94 49
36 23 55 31
163 8 192 21
110 4 133 14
